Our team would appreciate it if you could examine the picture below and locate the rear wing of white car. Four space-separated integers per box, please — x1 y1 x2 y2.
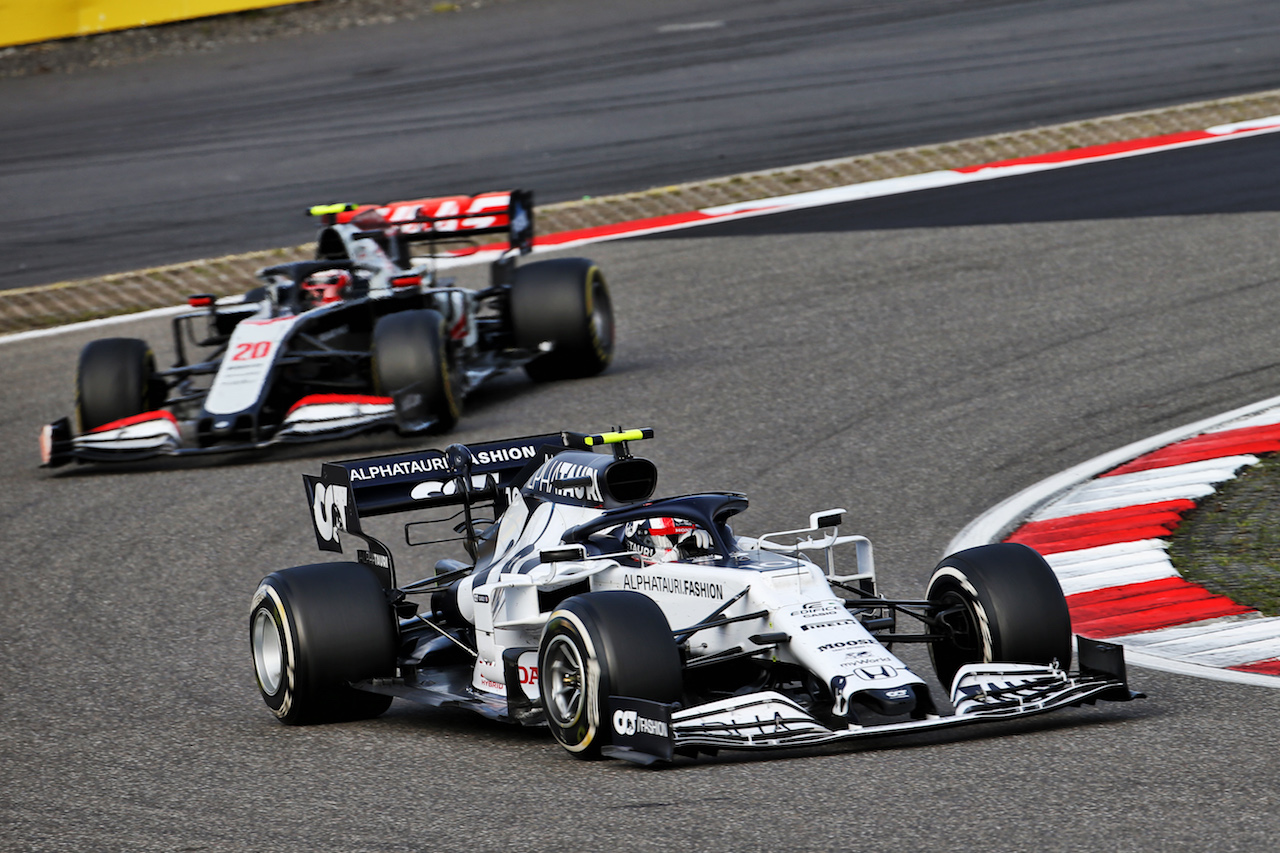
302 428 658 555
303 431 563 553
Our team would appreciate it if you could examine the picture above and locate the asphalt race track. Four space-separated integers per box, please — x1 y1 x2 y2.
5 129 1280 850
6 2 1280 851
4 0 1280 289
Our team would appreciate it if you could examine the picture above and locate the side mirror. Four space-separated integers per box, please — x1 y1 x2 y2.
809 508 845 529
540 545 587 564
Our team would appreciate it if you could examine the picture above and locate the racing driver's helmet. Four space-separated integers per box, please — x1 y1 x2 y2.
624 517 714 563
300 269 352 308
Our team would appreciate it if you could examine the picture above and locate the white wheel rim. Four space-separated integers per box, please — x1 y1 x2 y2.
543 635 585 727
252 608 285 695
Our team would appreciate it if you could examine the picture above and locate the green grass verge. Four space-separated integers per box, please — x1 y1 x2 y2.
1168 453 1280 616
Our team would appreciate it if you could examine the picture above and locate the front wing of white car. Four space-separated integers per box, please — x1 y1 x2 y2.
604 637 1141 764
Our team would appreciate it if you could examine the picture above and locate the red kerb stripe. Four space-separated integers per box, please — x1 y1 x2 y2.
1006 500 1195 554
1013 526 1180 555
1230 659 1280 676
1103 422 1280 476
954 130 1211 173
535 210 722 245
1067 577 1255 637
1013 500 1196 534
1069 583 1231 622
1067 577 1190 607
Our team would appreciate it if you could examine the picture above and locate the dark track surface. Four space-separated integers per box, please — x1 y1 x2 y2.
3 0 1280 289
6 132 1280 850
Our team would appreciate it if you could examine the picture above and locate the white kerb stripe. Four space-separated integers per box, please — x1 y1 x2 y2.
1057 563 1180 596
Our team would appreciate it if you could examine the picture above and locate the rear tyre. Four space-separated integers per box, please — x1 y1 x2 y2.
538 591 681 759
926 543 1073 691
510 258 613 382
372 309 460 433
250 562 397 725
76 337 163 432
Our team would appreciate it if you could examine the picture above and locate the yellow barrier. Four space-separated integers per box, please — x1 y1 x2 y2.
0 0 316 48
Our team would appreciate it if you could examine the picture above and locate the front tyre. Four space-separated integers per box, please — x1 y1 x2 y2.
250 562 397 725
926 543 1072 691
510 258 613 382
75 337 164 432
372 309 460 433
538 591 681 759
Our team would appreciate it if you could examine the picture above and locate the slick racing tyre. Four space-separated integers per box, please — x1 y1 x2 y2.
75 337 164 433
372 309 460 433
538 591 681 759
926 543 1073 692
510 258 614 382
250 562 397 725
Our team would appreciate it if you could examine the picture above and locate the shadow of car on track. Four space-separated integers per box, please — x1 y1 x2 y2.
259 693 1155 771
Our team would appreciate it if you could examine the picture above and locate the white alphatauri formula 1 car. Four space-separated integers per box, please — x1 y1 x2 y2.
249 429 1141 763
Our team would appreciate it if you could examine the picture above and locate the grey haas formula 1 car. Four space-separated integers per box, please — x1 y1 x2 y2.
40 190 613 466
249 428 1141 764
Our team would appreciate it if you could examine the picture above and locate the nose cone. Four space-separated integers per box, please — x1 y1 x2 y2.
853 684 918 719
835 677 924 725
